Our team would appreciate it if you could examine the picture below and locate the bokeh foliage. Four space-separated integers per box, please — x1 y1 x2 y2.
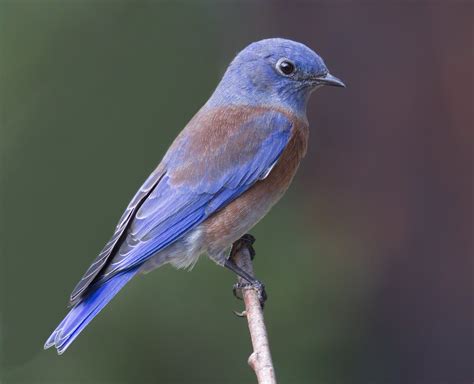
1 1 472 384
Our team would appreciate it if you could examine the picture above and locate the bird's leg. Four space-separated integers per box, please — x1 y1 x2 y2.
234 233 256 260
226 258 267 308
225 234 267 308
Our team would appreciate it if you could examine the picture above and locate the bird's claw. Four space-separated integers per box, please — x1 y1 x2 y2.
232 280 267 309
253 280 267 307
232 282 244 301
232 310 247 318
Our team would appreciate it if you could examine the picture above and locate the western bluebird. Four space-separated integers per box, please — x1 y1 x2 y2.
44 38 344 354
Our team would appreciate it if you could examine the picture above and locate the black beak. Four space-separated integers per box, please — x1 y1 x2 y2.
314 73 346 88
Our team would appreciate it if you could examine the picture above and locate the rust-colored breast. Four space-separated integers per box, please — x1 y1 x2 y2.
203 116 309 257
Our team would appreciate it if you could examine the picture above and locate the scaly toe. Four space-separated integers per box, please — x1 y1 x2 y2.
253 280 267 308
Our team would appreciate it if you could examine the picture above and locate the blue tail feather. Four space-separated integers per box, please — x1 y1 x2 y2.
44 268 138 354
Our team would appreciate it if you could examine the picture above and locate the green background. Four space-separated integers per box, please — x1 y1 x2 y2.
1 1 472 383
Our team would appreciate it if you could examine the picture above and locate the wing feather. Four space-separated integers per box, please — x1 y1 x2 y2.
69 167 165 304
70 107 293 302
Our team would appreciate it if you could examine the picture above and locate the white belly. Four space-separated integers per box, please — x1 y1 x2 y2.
138 226 205 273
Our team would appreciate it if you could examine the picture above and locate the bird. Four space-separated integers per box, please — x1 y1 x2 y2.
44 38 345 354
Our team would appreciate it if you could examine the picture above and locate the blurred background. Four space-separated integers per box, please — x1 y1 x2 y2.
1 1 472 383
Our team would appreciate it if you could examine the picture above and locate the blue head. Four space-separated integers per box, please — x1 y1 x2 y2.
209 38 345 116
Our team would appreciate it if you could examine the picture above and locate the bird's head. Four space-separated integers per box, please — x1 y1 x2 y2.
210 38 345 116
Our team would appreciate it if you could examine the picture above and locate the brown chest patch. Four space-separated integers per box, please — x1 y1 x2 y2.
203 117 309 256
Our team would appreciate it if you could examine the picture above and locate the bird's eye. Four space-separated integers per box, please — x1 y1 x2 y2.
276 58 296 76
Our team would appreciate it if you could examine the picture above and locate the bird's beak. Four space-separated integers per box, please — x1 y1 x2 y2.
314 73 346 88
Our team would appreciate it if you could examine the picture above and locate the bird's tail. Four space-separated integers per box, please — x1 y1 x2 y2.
44 268 138 354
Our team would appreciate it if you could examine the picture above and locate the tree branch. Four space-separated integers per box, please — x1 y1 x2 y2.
231 244 277 384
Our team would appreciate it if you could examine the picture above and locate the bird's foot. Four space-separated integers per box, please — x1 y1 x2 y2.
231 233 256 260
232 280 267 309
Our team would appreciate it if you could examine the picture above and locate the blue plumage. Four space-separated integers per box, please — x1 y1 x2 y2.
45 268 138 354
101 111 292 277
45 38 344 354
45 110 292 352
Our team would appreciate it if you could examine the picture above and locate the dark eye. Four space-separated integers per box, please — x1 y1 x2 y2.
276 58 296 76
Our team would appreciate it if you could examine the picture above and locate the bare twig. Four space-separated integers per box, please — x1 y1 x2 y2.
231 244 277 384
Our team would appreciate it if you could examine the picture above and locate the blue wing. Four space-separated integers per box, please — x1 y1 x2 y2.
70 107 293 302
69 166 165 304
